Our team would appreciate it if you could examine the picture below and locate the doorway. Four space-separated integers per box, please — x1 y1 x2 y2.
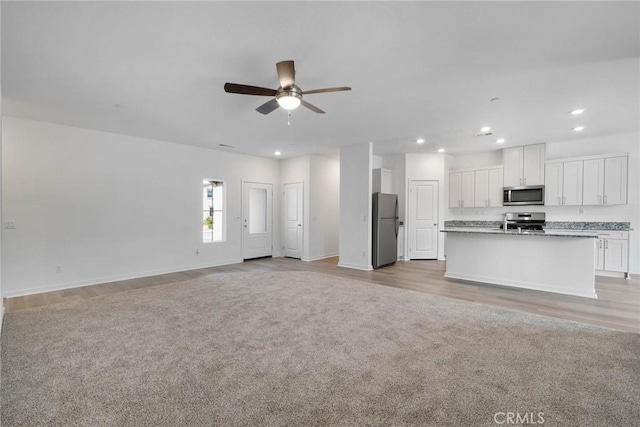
408 180 439 259
283 182 304 259
242 182 273 260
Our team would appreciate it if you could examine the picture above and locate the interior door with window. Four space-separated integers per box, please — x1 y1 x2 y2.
408 180 439 259
283 182 303 259
242 182 273 260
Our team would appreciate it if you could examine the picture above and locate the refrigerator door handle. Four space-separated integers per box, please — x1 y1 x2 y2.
395 199 400 237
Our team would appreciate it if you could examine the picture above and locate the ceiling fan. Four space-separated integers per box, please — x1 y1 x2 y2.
224 60 351 115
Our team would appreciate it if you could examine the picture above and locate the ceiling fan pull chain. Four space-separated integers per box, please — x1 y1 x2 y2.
287 111 292 126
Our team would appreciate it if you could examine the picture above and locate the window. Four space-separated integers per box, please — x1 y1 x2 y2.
203 179 224 242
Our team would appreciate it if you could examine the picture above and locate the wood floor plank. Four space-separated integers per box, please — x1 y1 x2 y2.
3 257 639 332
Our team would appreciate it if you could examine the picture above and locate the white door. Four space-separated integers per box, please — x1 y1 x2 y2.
408 180 439 260
283 182 303 259
242 182 273 260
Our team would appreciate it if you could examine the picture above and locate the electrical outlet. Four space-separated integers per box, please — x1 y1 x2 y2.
56 265 62 273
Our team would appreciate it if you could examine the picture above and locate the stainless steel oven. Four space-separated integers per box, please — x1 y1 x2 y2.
503 186 545 206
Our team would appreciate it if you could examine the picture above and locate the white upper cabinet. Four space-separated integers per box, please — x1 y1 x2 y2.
449 170 474 208
522 144 546 186
474 169 489 207
372 168 393 194
473 167 503 207
449 171 462 208
583 156 627 206
503 147 523 187
544 162 563 206
562 160 583 206
488 167 504 207
603 156 627 205
503 143 545 187
583 159 605 205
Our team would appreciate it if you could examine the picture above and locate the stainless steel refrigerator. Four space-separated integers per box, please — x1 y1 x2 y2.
372 192 399 269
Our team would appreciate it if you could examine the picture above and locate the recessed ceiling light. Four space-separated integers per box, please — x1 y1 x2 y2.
480 126 491 133
274 151 281 156
496 138 505 144
416 138 425 144
573 126 585 131
438 148 445 153
570 109 585 115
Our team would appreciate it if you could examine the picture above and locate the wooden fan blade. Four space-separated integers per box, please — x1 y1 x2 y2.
256 99 280 115
302 86 352 95
301 100 325 114
224 83 277 96
276 60 295 89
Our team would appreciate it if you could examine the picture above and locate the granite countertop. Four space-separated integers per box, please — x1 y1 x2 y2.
444 220 632 231
441 228 598 238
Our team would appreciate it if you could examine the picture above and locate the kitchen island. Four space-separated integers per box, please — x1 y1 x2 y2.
442 228 598 298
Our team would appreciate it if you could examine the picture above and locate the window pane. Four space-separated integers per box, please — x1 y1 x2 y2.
212 211 223 241
203 179 224 243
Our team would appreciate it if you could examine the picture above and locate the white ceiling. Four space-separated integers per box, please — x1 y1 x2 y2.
2 1 639 159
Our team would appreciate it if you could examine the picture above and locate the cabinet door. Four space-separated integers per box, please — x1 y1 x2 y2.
562 160 583 206
523 144 546 186
449 172 461 208
604 239 628 272
603 157 627 205
594 239 605 271
488 168 504 207
474 169 489 207
381 169 393 193
544 162 563 206
461 171 475 208
583 159 604 205
503 147 523 187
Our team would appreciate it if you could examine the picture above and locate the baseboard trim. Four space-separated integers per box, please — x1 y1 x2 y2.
337 262 373 271
302 253 338 262
3 258 244 298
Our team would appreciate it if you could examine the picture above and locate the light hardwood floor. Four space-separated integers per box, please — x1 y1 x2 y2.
4 257 639 333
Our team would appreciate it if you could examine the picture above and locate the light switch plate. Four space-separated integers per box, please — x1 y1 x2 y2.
3 221 16 230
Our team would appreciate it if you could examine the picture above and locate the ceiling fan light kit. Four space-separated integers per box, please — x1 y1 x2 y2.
276 86 302 110
224 60 351 116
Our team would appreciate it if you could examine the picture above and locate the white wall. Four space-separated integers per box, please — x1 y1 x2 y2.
2 117 281 296
308 154 339 261
339 143 372 270
405 153 448 260
446 133 640 274
0 4 4 327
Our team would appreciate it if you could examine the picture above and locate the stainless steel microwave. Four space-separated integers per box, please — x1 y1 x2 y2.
503 186 545 206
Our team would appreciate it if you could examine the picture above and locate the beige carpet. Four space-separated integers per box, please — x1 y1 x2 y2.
2 271 639 426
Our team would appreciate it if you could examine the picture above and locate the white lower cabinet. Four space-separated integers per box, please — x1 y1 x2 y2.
593 231 629 277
